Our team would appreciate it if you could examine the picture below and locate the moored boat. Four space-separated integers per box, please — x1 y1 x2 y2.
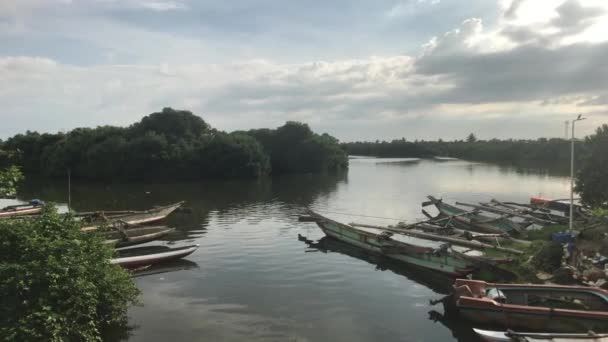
111 244 199 269
81 202 184 231
306 210 482 276
450 279 608 333
102 226 175 248
0 200 45 219
424 196 522 235
474 329 608 342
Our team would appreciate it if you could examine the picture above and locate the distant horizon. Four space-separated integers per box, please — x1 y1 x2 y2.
1 108 599 143
1 0 607 141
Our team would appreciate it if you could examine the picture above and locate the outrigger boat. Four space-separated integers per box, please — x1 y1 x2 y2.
305 210 519 276
424 196 524 235
111 244 199 269
81 202 184 231
102 226 175 248
0 200 44 219
449 279 608 333
474 329 608 342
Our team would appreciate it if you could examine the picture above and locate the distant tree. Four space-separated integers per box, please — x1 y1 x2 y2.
466 133 478 143
246 122 348 174
575 124 608 207
130 107 210 142
2 109 346 181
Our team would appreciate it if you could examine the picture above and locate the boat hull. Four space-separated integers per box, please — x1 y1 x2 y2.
81 202 183 231
111 245 199 269
459 305 608 333
310 212 475 276
428 196 518 235
103 226 175 248
452 279 608 333
474 329 608 342
0 206 43 219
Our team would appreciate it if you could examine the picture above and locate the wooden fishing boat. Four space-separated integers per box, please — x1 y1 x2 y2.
102 226 175 248
81 202 184 231
424 196 522 235
450 279 608 333
111 244 199 269
474 329 608 342
0 200 44 219
306 210 483 276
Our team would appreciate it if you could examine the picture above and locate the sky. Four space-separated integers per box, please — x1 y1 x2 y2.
1 0 607 141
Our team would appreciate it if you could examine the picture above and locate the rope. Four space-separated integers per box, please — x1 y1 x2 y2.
309 209 407 221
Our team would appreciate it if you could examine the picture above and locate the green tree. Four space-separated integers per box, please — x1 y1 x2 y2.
246 121 348 174
0 205 139 340
0 166 23 198
466 133 477 143
576 124 608 207
2 109 347 181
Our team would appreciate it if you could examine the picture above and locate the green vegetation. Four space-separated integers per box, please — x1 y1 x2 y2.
0 205 139 341
0 108 347 181
0 165 23 198
576 124 608 207
245 121 348 174
343 137 578 165
530 242 564 273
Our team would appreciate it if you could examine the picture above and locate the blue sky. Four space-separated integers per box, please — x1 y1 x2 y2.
1 0 607 141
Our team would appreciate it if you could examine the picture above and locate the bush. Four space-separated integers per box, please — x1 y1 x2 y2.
0 166 23 198
531 241 564 273
0 205 139 341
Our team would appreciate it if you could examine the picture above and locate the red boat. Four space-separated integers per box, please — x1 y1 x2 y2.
450 279 608 333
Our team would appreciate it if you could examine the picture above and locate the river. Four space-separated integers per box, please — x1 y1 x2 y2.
7 158 571 341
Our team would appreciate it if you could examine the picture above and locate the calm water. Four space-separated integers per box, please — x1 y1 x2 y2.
6 158 571 341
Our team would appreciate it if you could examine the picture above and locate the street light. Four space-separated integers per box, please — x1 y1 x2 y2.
569 114 586 231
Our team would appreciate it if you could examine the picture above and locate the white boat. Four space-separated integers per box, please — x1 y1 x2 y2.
111 244 199 269
474 329 608 342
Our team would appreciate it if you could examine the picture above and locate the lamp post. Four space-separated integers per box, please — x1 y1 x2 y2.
569 114 585 231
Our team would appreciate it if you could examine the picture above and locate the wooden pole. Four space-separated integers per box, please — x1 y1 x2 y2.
397 210 479 230
349 222 523 255
455 201 555 225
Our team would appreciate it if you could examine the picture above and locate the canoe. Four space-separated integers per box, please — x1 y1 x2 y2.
425 196 522 235
111 244 199 269
102 226 175 248
474 329 608 342
450 279 608 333
81 202 184 231
0 201 44 219
306 210 481 276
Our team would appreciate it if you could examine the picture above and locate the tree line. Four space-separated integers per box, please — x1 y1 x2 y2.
342 135 578 164
342 126 608 207
0 108 348 181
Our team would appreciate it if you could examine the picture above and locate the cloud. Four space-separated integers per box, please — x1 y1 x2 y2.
1 0 607 141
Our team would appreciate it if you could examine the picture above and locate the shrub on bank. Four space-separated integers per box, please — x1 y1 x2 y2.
0 205 139 341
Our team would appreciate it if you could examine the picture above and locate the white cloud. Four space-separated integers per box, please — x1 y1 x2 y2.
1 0 607 141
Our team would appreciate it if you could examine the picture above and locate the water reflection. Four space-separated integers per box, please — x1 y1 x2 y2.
298 235 454 295
427 310 481 342
9 160 572 342
131 259 200 278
